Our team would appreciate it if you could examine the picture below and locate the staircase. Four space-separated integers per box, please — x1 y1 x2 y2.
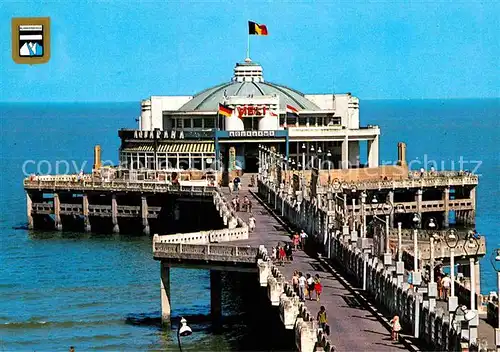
240 172 257 190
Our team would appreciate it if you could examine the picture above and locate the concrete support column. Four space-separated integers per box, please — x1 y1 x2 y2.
111 194 119 234
53 193 62 231
470 187 477 224
141 195 150 235
367 135 379 168
83 193 91 232
160 262 171 325
443 187 450 228
475 260 481 300
348 141 360 168
210 270 222 325
26 192 34 230
416 189 423 218
341 136 349 169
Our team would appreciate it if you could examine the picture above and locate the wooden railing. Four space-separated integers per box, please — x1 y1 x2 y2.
153 242 258 263
24 177 215 194
317 174 478 191
32 202 161 218
153 226 249 246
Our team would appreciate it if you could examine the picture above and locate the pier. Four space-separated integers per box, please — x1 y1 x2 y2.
21 56 498 351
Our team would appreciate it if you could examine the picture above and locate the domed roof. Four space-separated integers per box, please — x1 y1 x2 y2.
179 59 320 112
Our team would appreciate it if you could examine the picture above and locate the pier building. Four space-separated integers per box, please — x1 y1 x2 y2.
120 58 380 174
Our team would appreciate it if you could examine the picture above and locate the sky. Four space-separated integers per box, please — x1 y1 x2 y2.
1 0 499 102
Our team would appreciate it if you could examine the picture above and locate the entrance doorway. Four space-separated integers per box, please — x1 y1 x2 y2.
245 144 259 172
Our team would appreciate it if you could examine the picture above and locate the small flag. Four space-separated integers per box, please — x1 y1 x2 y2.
248 21 268 36
286 104 299 117
218 103 233 117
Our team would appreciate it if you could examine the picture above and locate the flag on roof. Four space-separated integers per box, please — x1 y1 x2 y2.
248 21 268 36
218 103 233 117
286 104 299 117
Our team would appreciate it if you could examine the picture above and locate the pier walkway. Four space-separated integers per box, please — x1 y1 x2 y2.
222 186 409 351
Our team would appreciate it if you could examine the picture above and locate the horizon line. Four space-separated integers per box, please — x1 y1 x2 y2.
0 97 499 104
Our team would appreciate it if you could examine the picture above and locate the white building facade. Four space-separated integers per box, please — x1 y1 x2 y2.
120 58 380 172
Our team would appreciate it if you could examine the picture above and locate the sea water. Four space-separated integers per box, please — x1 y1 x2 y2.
0 99 498 350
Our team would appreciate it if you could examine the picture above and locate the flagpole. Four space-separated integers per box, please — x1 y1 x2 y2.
246 31 250 60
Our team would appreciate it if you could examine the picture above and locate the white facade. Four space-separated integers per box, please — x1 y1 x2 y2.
140 96 193 131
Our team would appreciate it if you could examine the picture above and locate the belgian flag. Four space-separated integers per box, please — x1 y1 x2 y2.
218 103 233 117
248 21 268 36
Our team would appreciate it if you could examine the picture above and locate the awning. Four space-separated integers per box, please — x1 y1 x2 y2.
158 143 214 153
122 143 214 154
121 143 154 152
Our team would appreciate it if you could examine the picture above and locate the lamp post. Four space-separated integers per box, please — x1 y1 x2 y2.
326 150 332 185
464 230 481 347
444 228 459 327
450 305 478 349
370 195 393 266
490 248 500 352
425 217 438 311
177 317 192 352
301 143 306 172
411 213 422 285
317 147 322 170
310 145 315 168
411 213 422 339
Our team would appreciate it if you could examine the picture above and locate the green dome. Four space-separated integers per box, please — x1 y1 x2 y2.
179 60 320 112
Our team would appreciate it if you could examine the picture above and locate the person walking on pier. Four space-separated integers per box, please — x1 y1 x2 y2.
306 274 315 300
314 274 322 302
248 214 256 232
285 243 293 262
317 306 328 333
279 245 286 265
233 176 241 192
390 315 402 341
292 270 299 294
298 272 306 302
300 230 308 249
243 196 250 212
293 232 300 251
441 274 451 299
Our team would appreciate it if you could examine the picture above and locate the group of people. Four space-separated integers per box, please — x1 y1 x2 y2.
231 195 252 213
292 271 323 302
272 243 293 264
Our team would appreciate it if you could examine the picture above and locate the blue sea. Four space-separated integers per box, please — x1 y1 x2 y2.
0 99 498 351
